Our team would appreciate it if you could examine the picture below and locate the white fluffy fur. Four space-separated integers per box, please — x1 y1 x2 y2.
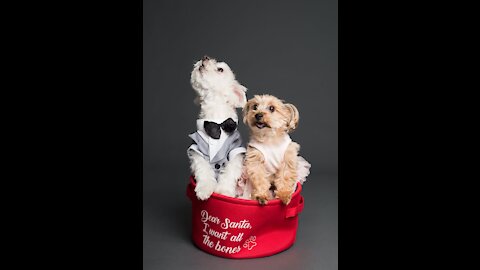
188 56 247 200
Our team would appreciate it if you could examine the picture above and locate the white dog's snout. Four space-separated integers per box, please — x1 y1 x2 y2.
201 56 212 67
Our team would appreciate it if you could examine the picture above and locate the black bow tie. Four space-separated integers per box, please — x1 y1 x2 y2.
203 118 237 139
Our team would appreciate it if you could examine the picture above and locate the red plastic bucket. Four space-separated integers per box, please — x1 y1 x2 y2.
186 176 304 259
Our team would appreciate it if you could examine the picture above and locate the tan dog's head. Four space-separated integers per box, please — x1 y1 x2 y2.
243 95 299 137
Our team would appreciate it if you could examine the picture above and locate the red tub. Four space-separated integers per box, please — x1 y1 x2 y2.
186 176 304 259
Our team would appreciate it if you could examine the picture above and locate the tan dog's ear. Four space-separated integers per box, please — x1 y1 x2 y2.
284 103 299 132
242 99 253 124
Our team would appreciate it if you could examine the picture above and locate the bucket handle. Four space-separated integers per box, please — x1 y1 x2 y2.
285 195 304 219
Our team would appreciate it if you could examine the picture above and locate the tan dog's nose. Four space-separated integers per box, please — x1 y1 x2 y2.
255 113 263 120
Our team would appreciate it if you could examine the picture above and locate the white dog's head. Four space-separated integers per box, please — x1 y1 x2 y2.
190 55 247 108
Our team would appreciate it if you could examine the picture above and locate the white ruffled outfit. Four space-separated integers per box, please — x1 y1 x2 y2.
236 134 311 199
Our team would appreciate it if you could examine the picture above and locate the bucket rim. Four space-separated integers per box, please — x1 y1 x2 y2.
188 175 302 206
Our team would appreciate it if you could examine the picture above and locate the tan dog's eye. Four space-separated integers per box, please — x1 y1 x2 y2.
253 104 258 110
217 68 223 72
269 106 275 112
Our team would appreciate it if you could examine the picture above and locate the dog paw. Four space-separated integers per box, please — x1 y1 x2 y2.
195 179 217 200
275 189 292 205
253 193 269 205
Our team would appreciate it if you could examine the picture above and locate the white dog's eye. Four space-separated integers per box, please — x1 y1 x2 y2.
217 67 223 72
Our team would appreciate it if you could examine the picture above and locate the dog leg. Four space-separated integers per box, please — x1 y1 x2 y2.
239 177 253 199
215 154 244 197
274 142 299 205
245 147 271 205
188 150 217 200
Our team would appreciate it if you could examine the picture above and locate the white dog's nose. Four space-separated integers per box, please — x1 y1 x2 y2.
202 55 210 61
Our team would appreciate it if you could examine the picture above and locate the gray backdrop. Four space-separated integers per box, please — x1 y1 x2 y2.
143 0 337 269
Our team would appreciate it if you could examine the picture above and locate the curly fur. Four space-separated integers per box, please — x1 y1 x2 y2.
243 95 300 205
188 56 247 200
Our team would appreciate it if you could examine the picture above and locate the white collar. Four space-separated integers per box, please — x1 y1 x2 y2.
196 117 238 130
196 118 238 161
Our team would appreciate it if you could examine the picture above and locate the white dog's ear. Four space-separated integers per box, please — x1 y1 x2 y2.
193 96 201 105
232 82 247 108
284 103 299 132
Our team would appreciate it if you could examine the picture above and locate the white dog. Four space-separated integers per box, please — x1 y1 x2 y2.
187 55 248 200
